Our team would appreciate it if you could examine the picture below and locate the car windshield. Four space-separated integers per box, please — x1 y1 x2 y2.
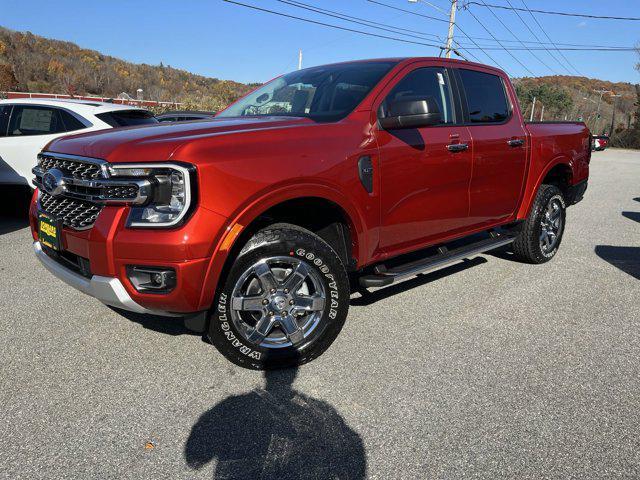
217 61 397 122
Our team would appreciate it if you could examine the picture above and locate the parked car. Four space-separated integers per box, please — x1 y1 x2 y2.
0 99 157 187
29 58 590 369
592 134 609 151
156 110 217 122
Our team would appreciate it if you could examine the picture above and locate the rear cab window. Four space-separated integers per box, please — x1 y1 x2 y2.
458 69 510 124
96 110 158 127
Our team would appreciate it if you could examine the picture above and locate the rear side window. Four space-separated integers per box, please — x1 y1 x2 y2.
382 67 455 124
458 69 509 123
96 110 158 127
58 110 88 132
8 106 66 136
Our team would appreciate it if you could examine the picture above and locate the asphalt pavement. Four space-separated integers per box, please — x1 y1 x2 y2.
1 149 639 479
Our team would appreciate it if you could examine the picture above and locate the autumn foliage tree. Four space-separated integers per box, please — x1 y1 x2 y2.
0 26 255 110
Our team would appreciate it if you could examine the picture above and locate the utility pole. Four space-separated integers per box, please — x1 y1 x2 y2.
445 0 457 58
593 88 612 133
609 94 621 137
529 96 536 122
298 49 303 70
540 104 545 121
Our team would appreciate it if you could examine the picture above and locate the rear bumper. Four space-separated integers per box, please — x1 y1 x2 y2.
567 180 588 205
34 241 178 316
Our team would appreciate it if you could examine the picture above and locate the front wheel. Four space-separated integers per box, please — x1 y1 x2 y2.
512 184 566 264
208 224 350 369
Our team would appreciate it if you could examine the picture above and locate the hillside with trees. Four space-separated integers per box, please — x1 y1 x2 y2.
513 75 638 141
0 25 638 148
0 26 255 111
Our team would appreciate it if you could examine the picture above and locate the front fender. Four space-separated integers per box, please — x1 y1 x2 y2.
196 182 368 311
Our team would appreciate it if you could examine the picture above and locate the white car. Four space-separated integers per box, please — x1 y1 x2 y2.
0 99 157 188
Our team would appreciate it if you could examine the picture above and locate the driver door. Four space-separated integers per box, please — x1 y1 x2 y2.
376 65 473 253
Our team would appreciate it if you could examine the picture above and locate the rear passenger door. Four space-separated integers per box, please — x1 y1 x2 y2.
456 68 528 226
376 64 474 252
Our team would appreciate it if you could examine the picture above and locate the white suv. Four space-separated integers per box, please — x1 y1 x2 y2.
0 99 157 188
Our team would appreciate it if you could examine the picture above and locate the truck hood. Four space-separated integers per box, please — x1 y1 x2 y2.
46 116 316 163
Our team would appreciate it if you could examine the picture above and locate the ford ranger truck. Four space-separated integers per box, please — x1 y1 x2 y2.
29 58 590 369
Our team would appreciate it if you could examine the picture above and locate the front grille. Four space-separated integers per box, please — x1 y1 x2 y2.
39 192 103 230
38 155 103 180
103 184 139 199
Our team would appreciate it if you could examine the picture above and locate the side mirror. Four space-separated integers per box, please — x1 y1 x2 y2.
379 96 442 130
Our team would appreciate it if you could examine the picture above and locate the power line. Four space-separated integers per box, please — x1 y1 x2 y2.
464 6 536 75
370 0 510 73
366 0 634 50
275 0 482 61
465 2 640 21
477 0 558 74
519 0 583 76
276 0 443 42
503 0 573 75
367 0 449 23
222 0 446 51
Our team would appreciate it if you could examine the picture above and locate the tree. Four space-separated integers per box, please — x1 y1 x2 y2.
0 63 17 92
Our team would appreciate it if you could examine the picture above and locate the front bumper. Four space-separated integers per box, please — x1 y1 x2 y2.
34 241 177 316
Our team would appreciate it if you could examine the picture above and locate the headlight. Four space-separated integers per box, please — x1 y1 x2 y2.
108 163 195 228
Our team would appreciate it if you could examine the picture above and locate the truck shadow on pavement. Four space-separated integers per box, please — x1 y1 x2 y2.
595 246 640 280
107 306 198 336
0 186 31 235
184 366 367 480
351 256 487 306
622 211 640 224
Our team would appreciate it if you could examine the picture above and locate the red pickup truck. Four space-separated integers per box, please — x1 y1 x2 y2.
29 58 590 369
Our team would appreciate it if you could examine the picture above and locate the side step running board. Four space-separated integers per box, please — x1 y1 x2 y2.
359 234 515 288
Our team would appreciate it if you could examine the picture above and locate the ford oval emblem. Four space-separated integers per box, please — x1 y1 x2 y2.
42 168 66 197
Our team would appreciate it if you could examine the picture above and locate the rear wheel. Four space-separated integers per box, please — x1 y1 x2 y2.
208 224 350 369
512 184 566 263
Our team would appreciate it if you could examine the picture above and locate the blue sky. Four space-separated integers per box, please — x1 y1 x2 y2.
1 0 638 84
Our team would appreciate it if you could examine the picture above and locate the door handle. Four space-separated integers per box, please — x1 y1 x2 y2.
507 139 525 147
447 143 469 152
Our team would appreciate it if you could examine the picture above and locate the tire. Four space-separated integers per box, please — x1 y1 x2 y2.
512 184 566 264
208 223 350 370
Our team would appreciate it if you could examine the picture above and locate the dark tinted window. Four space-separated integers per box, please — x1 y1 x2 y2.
96 110 158 127
59 110 88 132
218 61 397 122
0 106 10 137
157 116 178 122
459 69 509 123
382 67 455 124
8 106 66 136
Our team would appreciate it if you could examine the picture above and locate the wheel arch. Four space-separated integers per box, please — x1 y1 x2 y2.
197 185 367 310
517 156 574 219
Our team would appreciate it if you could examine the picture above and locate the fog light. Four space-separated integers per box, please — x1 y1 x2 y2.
127 266 176 293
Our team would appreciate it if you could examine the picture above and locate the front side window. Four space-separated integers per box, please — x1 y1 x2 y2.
381 67 455 125
458 69 509 123
8 106 66 136
217 61 397 122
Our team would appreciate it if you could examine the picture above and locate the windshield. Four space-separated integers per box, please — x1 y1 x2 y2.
217 61 397 122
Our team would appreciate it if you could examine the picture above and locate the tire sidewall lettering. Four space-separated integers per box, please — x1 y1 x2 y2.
214 243 341 360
